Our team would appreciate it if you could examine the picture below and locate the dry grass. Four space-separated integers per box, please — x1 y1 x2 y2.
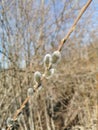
0 0 97 129
0 43 98 130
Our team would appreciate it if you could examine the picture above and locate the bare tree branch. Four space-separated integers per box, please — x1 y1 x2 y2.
6 1 92 130
58 0 92 51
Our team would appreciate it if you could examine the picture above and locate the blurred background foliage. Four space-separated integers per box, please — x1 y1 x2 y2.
0 0 98 130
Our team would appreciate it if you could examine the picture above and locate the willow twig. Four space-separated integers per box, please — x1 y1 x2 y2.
7 0 92 130
58 0 92 51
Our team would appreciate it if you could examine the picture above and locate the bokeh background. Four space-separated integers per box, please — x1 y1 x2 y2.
0 0 98 130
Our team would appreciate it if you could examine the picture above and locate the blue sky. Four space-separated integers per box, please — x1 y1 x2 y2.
92 0 98 25
0 0 98 68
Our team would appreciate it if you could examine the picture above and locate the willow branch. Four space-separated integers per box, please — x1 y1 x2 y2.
58 0 92 51
7 0 92 129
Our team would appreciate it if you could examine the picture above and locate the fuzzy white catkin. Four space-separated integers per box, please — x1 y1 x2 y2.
2 128 5 130
38 85 42 91
52 51 61 64
34 71 41 84
44 54 52 69
27 88 33 96
7 117 13 127
45 68 54 79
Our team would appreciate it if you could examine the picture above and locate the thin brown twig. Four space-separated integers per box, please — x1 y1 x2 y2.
13 96 30 120
7 0 92 130
58 0 92 51
7 97 30 130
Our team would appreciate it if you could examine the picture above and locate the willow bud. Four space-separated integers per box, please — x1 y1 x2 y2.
45 68 54 79
38 85 42 91
44 54 52 69
52 51 61 64
27 88 33 96
34 71 41 84
7 117 13 127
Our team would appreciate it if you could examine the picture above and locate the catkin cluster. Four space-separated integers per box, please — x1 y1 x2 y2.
28 50 61 95
7 117 19 130
44 51 61 79
7 50 61 129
